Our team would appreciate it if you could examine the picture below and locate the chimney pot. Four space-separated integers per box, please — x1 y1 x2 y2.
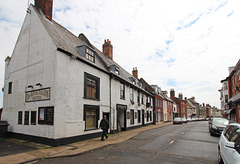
132 67 138 79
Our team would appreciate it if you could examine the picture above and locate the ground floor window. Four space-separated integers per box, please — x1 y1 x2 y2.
84 105 99 130
147 111 149 121
18 111 22 124
138 110 141 123
130 110 134 125
24 111 29 125
31 111 36 125
150 111 152 121
38 107 54 125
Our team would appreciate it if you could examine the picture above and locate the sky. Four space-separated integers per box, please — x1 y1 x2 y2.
0 0 240 109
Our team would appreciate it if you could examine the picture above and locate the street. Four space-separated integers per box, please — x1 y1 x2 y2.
36 121 219 164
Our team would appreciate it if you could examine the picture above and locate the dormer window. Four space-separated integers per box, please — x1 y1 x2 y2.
115 67 120 75
86 47 95 62
110 65 120 75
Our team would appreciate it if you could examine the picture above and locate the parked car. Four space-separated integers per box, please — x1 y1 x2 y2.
218 123 240 164
173 117 182 124
181 118 187 123
192 118 197 121
199 117 205 121
187 118 192 122
209 117 229 136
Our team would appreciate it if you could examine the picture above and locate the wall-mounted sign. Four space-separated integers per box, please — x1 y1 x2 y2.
116 104 127 110
26 88 50 102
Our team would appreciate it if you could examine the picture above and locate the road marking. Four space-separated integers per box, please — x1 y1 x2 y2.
170 140 174 144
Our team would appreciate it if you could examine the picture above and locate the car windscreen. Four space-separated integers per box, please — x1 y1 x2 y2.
212 118 229 125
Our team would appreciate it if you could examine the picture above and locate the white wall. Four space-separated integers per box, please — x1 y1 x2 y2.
54 51 110 138
111 78 154 130
163 100 167 121
2 4 154 140
3 5 56 138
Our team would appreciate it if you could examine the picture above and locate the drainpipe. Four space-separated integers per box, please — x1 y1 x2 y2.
153 96 156 124
109 74 113 133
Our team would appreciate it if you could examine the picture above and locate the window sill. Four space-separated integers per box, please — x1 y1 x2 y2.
84 97 100 101
85 128 98 131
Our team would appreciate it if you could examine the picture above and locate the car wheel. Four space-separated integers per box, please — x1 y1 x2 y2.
209 129 214 136
218 147 224 164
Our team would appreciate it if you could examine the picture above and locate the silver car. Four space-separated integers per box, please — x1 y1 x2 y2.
173 117 182 124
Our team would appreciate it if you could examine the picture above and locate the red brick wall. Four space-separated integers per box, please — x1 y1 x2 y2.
102 39 113 60
180 100 187 118
155 94 163 122
231 67 240 97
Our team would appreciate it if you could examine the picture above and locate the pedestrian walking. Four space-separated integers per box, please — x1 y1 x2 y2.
100 115 109 141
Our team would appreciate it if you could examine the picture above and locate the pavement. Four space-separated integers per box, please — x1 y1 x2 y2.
0 122 172 164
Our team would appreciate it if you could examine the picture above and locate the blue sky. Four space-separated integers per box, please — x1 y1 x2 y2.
0 0 240 108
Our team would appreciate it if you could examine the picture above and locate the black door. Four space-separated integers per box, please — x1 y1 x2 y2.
142 110 145 126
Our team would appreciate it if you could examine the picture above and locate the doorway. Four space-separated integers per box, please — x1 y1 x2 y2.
142 109 145 126
117 109 126 131
158 112 161 124
103 112 110 121
103 112 110 133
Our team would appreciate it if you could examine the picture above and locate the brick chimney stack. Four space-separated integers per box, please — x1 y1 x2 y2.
132 67 138 79
170 89 175 99
35 0 53 21
102 39 113 60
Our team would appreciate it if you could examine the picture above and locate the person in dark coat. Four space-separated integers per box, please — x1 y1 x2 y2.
100 115 109 141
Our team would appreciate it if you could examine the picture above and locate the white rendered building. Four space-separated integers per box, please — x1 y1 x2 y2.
2 1 154 146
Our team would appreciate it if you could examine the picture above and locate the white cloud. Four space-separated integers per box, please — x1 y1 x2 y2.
0 0 240 108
